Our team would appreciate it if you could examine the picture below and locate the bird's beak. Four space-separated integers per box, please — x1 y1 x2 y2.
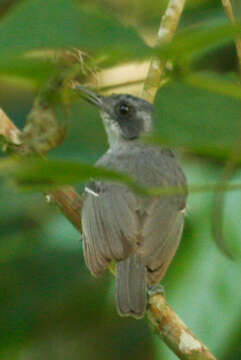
74 84 104 109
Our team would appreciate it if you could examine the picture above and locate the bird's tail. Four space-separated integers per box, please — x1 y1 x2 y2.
116 254 147 318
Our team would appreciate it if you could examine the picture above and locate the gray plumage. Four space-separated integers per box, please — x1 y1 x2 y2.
78 87 187 318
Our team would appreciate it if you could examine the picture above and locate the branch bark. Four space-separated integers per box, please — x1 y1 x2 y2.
148 294 216 360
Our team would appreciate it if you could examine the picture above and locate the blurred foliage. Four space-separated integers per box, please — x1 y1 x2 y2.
0 0 150 66
0 1 241 360
153 77 241 160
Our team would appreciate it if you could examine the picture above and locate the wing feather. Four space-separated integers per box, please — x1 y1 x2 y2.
138 198 184 283
82 184 139 276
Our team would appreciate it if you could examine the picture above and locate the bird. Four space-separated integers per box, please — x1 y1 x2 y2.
76 85 187 319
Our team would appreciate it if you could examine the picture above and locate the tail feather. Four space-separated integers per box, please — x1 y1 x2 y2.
116 255 147 318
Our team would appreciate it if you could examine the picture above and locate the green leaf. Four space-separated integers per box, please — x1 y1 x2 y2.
0 0 150 66
0 157 147 195
152 75 241 161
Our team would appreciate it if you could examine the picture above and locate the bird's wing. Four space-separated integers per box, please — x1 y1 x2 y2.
81 182 140 276
138 195 185 284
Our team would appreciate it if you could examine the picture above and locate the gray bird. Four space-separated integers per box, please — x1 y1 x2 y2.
77 86 187 318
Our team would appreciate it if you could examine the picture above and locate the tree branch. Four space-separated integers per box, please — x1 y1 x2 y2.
141 0 186 102
46 187 82 232
148 294 216 360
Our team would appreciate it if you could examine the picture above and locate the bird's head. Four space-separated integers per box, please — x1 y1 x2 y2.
76 85 153 148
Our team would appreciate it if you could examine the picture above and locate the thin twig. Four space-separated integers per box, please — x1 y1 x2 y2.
141 0 186 102
148 294 216 360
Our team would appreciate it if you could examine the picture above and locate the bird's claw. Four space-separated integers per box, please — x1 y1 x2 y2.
147 284 165 298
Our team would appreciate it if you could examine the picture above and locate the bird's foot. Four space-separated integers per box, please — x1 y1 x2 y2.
147 284 165 298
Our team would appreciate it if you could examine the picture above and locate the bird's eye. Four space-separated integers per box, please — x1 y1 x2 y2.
119 102 131 115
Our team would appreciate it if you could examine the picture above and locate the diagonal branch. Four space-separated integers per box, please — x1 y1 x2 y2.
142 0 186 103
148 294 216 360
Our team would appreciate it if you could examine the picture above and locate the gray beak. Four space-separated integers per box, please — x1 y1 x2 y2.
74 85 104 108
